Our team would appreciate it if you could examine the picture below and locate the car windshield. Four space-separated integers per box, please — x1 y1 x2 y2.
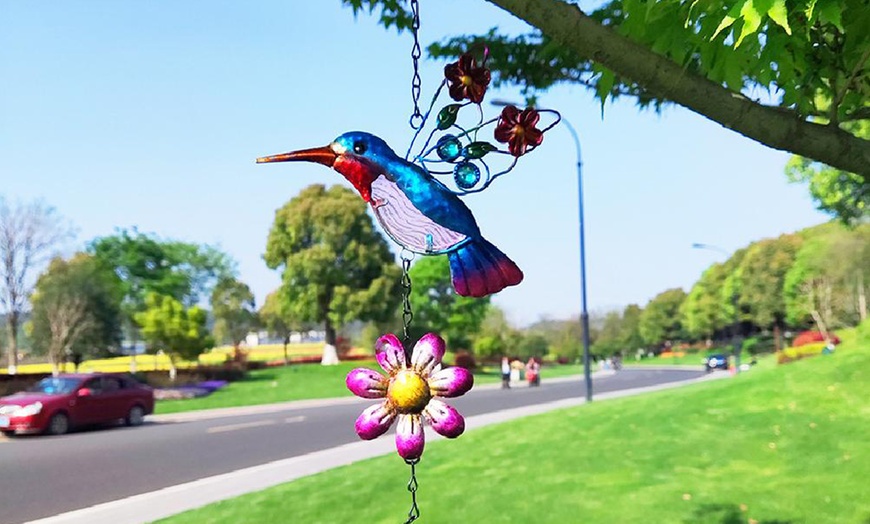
27 377 81 395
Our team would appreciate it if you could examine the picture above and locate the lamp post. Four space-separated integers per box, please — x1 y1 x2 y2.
691 243 741 374
492 99 593 401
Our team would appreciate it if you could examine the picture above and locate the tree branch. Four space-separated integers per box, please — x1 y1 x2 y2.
485 0 870 180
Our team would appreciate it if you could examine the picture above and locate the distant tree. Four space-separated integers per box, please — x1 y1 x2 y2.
548 317 584 363
620 304 644 352
785 224 870 334
210 277 258 357
407 256 490 351
639 288 687 348
680 263 727 340
135 292 212 380
0 197 74 372
737 234 802 349
591 310 624 357
516 332 549 360
28 254 123 374
89 228 235 348
472 305 519 359
707 248 749 335
264 185 401 360
259 290 300 365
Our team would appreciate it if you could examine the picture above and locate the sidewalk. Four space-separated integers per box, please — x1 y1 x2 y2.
29 371 724 524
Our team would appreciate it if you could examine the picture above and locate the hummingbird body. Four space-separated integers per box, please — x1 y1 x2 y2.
258 131 523 298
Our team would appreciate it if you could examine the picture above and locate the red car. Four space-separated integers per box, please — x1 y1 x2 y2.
0 373 154 436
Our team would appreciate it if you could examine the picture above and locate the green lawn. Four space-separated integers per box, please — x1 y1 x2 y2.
158 336 869 523
154 361 364 414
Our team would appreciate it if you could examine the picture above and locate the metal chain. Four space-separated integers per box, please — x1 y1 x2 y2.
408 0 424 130
401 254 414 354
403 458 421 523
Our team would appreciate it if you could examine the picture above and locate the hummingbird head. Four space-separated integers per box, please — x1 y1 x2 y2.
257 131 397 203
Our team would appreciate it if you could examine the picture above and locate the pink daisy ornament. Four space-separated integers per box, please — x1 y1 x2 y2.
346 333 474 460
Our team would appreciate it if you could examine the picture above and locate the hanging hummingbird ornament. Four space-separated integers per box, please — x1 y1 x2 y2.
257 49 560 298
257 2 559 520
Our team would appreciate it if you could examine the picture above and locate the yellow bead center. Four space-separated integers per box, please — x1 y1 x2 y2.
388 370 431 414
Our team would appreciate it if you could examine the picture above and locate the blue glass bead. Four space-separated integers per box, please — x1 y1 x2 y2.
453 161 481 190
436 135 462 162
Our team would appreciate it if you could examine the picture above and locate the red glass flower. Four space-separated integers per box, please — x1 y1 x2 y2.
494 105 544 157
444 53 491 104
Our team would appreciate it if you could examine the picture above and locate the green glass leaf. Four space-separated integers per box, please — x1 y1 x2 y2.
436 104 462 130
462 141 497 160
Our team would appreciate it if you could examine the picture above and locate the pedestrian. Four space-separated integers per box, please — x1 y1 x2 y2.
525 357 540 387
501 356 511 389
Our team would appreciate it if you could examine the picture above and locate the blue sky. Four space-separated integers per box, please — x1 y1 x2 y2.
0 1 828 327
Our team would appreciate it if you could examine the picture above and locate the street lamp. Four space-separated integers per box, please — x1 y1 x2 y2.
691 243 742 374
492 99 593 401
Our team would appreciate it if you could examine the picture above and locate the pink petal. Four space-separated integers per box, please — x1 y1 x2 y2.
428 366 473 398
395 414 425 460
410 333 446 376
346 368 387 399
355 403 395 440
375 334 407 375
423 399 465 438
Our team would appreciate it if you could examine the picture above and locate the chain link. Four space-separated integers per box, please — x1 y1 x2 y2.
403 458 421 523
401 254 414 355
408 0 424 130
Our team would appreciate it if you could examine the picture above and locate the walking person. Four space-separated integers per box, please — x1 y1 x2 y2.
525 357 540 387
501 356 511 389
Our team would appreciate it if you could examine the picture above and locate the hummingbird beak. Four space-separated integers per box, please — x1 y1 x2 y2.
256 145 337 167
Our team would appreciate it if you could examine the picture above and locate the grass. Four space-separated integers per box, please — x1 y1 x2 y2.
158 334 869 523
154 361 365 414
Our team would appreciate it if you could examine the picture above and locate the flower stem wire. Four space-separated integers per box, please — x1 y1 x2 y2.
401 252 414 360
404 458 421 523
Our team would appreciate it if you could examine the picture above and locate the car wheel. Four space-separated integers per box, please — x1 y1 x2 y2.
47 413 69 436
126 405 145 427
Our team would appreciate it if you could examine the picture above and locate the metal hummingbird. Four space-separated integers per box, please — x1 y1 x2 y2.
257 131 523 298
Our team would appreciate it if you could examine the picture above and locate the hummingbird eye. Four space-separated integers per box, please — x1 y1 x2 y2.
352 141 367 155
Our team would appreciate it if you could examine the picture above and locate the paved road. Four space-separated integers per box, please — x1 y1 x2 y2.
0 368 702 524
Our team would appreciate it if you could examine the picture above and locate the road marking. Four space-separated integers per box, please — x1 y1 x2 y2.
284 416 305 424
206 420 276 434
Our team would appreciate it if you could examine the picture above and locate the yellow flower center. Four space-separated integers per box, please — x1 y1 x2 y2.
461 74 473 87
513 124 525 137
388 370 431 414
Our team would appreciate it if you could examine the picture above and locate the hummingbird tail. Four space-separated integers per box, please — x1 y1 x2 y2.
448 239 523 297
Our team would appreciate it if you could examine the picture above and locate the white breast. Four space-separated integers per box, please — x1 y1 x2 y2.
370 177 467 254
